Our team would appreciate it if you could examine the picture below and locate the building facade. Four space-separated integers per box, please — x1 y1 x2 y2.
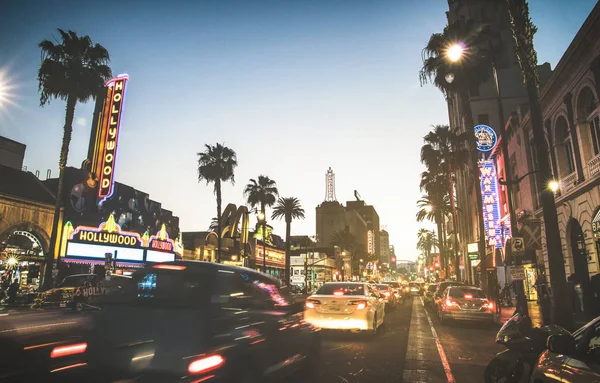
380 230 390 264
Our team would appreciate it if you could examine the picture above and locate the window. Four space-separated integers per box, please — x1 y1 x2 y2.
564 138 576 174
590 115 600 156
448 288 487 299
477 114 490 126
317 283 365 296
134 271 210 308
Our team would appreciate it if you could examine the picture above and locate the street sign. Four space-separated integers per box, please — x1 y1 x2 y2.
470 260 481 267
512 237 525 254
510 266 525 280
468 252 479 260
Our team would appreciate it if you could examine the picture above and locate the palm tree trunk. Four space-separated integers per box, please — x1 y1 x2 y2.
506 0 572 329
447 167 461 281
261 202 266 273
284 219 291 286
216 179 222 263
460 91 487 289
43 95 76 289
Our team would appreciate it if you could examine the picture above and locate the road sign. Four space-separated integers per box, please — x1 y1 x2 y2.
512 237 525 254
510 266 525 280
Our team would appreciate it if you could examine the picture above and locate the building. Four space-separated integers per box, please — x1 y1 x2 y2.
347 198 381 260
380 230 390 264
289 237 337 289
0 136 26 170
498 2 600 304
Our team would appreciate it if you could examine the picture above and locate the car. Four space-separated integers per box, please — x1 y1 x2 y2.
437 286 495 325
433 281 465 308
38 274 102 310
304 282 385 335
21 261 321 382
408 282 424 296
530 316 600 382
383 281 404 305
375 283 398 311
424 283 439 306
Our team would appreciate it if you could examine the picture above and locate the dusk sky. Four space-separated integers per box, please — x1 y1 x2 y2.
0 0 597 261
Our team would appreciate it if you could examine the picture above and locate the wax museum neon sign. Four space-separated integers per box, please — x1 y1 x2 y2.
98 75 129 202
480 160 503 248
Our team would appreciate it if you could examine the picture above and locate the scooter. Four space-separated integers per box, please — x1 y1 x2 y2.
484 311 569 383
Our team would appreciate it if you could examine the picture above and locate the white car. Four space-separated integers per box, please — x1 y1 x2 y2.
303 282 385 335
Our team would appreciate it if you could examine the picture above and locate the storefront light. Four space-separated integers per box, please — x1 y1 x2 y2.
7 257 18 266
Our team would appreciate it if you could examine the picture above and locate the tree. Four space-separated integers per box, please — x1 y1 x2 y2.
416 192 451 270
271 197 305 286
197 143 238 263
244 176 279 272
330 228 358 279
417 229 438 267
506 0 571 329
421 124 470 279
420 20 494 286
38 29 112 288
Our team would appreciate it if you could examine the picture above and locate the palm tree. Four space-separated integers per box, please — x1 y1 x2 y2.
420 21 493 285
244 176 279 272
416 192 451 270
506 0 571 329
208 216 240 237
197 143 238 263
271 197 305 286
417 229 438 267
38 29 112 288
421 124 470 279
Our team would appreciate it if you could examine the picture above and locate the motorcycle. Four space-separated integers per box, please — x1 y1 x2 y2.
484 311 570 383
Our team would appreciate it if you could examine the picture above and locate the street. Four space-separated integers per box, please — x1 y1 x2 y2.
310 296 505 383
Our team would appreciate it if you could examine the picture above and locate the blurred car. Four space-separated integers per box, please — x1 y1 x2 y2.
433 281 465 308
530 316 600 382
26 261 321 383
408 282 424 296
304 282 385 336
375 284 398 311
424 283 439 306
437 286 494 325
383 281 404 305
39 274 102 310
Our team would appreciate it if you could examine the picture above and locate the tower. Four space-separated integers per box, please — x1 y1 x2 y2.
325 167 336 202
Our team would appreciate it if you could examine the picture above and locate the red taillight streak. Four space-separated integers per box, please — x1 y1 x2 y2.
50 343 87 358
444 299 458 307
153 264 186 271
188 355 225 375
464 294 473 299
485 302 494 310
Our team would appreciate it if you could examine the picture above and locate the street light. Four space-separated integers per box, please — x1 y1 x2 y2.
445 73 455 84
424 204 433 213
446 43 464 62
549 180 559 193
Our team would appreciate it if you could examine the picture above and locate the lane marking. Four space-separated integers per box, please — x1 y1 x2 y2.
420 297 455 383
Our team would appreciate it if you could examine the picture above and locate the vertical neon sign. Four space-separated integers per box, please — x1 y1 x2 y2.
480 160 503 248
367 230 374 255
98 74 129 204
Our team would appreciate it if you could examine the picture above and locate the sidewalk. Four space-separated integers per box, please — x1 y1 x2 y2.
496 300 588 330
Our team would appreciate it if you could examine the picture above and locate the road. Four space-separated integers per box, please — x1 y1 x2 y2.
0 298 513 382
313 296 505 383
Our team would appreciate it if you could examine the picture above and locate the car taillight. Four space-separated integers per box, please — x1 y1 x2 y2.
444 299 458 307
188 355 225 374
382 291 391 297
464 294 473 300
305 299 320 309
349 300 367 310
485 302 494 310
50 343 88 358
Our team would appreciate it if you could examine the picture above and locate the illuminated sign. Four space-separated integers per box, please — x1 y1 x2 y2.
480 160 503 248
475 125 497 152
367 230 374 255
149 224 175 252
98 75 129 202
70 214 141 248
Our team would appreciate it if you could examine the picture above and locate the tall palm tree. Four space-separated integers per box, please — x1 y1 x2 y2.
506 0 571 328
416 193 451 269
272 197 305 286
420 21 493 285
244 176 279 272
38 29 112 288
417 229 438 267
197 143 238 263
421 124 470 279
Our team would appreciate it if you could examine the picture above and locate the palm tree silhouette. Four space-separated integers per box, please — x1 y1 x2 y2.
271 197 305 286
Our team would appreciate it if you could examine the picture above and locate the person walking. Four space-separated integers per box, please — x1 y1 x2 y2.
7 280 18 307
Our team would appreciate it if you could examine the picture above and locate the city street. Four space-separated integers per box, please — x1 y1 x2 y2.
309 296 505 383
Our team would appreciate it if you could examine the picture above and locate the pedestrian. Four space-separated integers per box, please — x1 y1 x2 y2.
488 280 501 315
567 274 578 315
7 280 18 307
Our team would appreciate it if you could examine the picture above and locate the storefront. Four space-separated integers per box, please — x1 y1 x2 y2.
254 244 285 281
0 230 46 294
58 214 179 277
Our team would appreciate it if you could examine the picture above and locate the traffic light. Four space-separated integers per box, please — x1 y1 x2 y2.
435 262 440 268
390 256 396 263
429 266 434 271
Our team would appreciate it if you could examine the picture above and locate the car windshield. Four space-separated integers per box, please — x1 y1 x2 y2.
448 288 487 299
316 283 365 296
59 275 93 288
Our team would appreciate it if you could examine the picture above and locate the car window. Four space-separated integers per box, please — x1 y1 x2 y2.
135 270 211 308
448 288 486 299
316 283 365 296
60 275 91 288
214 270 290 309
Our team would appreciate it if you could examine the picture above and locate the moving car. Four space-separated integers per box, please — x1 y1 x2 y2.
375 284 398 311
304 282 385 335
383 281 404 305
433 281 465 308
530 316 600 382
424 283 439 306
39 274 102 310
21 261 321 382
437 286 494 325
408 282 423 296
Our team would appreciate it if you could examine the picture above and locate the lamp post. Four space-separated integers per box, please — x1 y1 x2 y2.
447 42 525 312
256 211 267 273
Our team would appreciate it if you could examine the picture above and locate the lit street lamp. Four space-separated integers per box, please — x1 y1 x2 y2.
549 180 559 193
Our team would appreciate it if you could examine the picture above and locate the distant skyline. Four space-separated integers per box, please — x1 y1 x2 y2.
0 0 597 261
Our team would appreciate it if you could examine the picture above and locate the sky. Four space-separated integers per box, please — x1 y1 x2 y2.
0 0 597 261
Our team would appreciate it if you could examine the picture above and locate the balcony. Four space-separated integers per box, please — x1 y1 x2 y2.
589 154 600 177
560 171 578 193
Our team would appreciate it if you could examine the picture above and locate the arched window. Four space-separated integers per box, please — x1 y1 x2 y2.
555 116 575 177
577 86 600 156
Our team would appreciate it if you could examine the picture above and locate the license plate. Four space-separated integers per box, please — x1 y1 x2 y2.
329 306 340 311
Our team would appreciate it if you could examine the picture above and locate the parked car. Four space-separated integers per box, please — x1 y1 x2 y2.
304 282 385 336
437 286 495 325
39 274 102 310
424 283 439 306
433 281 465 308
530 316 600 382
13 261 321 382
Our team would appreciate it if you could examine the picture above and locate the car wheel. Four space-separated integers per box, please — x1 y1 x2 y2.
74 301 84 312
